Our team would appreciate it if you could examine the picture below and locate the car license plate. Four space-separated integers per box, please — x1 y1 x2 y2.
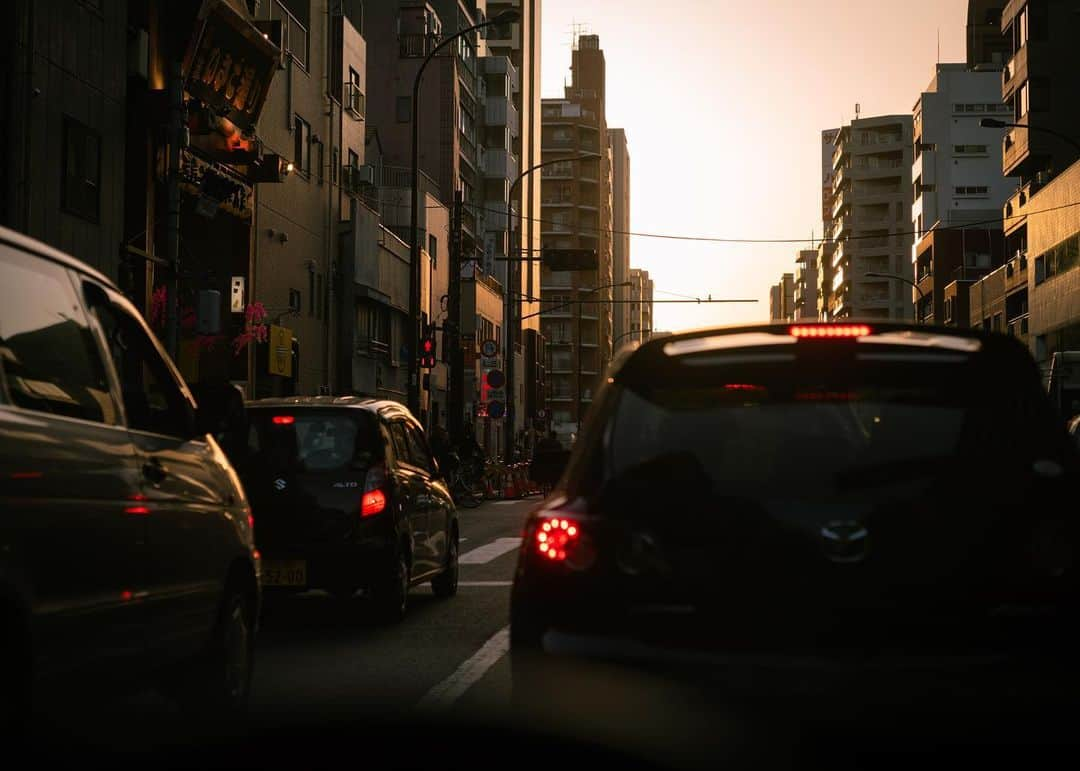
263 560 307 587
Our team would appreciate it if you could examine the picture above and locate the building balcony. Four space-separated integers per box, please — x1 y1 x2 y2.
482 148 519 181
1003 176 1042 236
485 96 520 139
1002 43 1029 101
483 55 520 93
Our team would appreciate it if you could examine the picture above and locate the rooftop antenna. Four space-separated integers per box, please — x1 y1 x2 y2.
937 27 941 65
855 103 861 121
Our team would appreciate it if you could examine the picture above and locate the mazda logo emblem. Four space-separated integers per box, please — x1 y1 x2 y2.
274 478 287 491
820 520 869 564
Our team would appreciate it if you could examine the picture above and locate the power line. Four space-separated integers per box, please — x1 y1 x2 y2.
461 198 1080 246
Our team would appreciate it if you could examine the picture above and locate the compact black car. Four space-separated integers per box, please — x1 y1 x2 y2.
0 226 260 724
511 323 1080 685
238 398 458 620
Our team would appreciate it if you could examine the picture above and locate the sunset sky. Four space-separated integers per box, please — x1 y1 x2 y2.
540 0 971 332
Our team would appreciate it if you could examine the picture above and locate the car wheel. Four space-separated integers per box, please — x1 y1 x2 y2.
170 584 254 715
372 548 409 623
431 530 459 599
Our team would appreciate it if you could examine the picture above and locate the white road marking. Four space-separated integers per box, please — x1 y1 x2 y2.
457 581 513 587
417 626 510 709
459 537 520 564
493 500 523 506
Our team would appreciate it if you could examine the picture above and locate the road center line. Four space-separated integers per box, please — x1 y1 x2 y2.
459 537 520 564
417 626 510 710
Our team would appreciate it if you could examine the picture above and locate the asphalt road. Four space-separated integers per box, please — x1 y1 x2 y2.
251 496 533 717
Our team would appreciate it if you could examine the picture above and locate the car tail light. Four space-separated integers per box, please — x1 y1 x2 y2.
527 515 596 571
360 463 388 518
789 324 871 339
272 415 295 425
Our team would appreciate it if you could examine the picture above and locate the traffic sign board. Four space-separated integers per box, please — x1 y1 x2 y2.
488 401 505 419
481 356 500 369
485 389 506 402
536 408 546 419
485 369 506 389
481 339 498 357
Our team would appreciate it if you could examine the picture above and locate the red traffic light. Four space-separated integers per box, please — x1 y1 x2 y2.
419 331 437 368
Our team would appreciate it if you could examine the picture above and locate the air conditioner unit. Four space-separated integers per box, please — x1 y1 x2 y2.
355 164 375 185
344 82 365 120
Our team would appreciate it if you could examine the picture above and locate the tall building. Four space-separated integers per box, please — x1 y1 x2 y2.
540 34 613 444
485 0 544 446
967 0 1009 68
793 250 818 319
911 64 1014 323
966 0 1080 364
817 128 840 318
609 128 632 348
769 273 795 321
829 114 914 319
627 267 654 343
1 1 129 281
365 1 541 452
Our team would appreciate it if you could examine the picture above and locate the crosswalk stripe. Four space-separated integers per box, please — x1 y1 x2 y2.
458 537 520 564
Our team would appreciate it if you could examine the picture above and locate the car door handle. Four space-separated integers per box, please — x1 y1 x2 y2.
142 458 169 484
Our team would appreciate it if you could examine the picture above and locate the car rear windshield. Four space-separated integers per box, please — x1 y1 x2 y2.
245 409 380 473
601 351 1058 501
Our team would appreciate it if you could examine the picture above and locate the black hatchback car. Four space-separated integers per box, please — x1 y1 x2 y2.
237 398 458 620
511 323 1080 695
0 226 260 724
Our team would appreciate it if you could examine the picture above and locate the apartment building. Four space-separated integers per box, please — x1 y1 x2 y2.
911 63 1014 324
967 1 1010 68
540 34 614 443
817 128 840 318
794 250 818 320
829 115 914 320
967 0 1080 362
769 273 795 321
609 128 632 348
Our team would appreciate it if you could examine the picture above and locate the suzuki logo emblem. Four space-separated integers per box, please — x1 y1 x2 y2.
273 478 287 491
820 520 869 564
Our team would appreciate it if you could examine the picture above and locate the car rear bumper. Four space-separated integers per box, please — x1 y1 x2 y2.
259 536 397 592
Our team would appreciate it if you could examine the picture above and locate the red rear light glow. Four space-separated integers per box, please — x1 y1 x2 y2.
361 489 387 517
789 324 871 339
723 383 766 392
124 505 151 515
535 517 579 562
272 415 295 425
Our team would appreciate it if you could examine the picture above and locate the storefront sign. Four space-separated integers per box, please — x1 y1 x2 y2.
269 325 293 377
184 0 280 132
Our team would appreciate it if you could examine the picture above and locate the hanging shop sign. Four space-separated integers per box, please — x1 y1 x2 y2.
183 0 280 132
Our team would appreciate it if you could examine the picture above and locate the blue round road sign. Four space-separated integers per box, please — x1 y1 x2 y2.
488 401 506 419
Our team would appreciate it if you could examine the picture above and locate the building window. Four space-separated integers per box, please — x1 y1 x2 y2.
953 144 988 155
270 0 310 70
1017 4 1029 50
396 95 411 123
293 114 311 177
314 139 324 184
428 234 438 265
347 67 365 118
288 288 302 314
1017 81 1029 119
954 186 989 197
61 118 101 223
993 313 1003 331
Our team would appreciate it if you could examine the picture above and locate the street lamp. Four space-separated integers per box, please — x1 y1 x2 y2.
979 118 1080 155
408 8 521 417
503 152 601 462
864 271 925 323
613 327 651 347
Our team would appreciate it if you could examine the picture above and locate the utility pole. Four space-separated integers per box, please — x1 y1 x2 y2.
448 191 465 446
165 60 184 360
575 289 583 439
